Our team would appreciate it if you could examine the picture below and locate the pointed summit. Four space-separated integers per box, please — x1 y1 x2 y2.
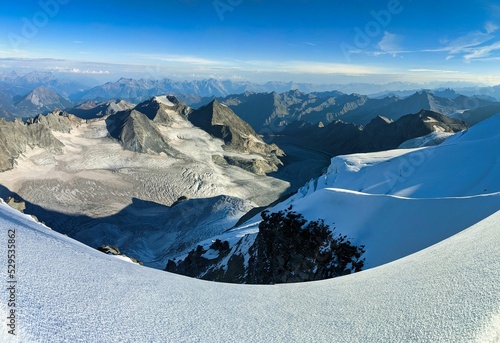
134 95 191 124
105 109 182 157
188 100 284 175
188 99 258 146
15 86 73 114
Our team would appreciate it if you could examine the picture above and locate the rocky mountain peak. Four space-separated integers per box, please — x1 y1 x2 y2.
365 115 393 129
135 95 191 123
191 100 254 136
105 109 182 157
188 99 284 175
15 86 73 115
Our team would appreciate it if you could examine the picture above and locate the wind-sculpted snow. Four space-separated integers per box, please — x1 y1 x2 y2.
317 114 500 198
0 201 498 342
398 131 454 148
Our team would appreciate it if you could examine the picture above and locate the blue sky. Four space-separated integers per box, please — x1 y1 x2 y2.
1 0 500 84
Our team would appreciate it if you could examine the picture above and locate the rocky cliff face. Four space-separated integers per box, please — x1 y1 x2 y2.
134 95 191 124
106 109 183 157
0 111 80 172
361 110 467 151
188 100 284 175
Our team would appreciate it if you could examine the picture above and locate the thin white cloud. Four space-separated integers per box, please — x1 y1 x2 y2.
346 32 411 57
71 68 110 74
378 32 401 53
417 23 500 62
409 68 461 73
52 66 110 74
463 40 500 60
485 22 499 34
132 53 221 65
426 23 498 57
444 32 493 54
288 42 318 48
130 53 388 76
248 60 390 75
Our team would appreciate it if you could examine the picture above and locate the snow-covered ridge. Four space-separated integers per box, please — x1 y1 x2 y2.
153 95 175 107
199 114 500 273
0 198 498 342
267 115 500 267
398 131 454 148
299 113 500 199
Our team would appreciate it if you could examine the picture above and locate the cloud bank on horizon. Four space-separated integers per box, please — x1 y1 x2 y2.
0 0 500 84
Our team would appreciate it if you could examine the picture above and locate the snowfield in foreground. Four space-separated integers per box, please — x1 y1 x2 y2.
0 201 499 342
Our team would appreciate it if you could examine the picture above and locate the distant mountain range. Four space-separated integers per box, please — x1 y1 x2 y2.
1 72 500 131
0 71 91 97
274 110 467 155
218 89 498 129
70 77 337 103
0 72 86 118
71 76 500 103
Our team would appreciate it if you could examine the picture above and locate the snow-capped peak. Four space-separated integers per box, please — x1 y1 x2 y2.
154 95 175 107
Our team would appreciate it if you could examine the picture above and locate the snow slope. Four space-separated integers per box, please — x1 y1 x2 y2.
199 114 500 272
0 201 498 342
398 131 454 148
271 115 500 267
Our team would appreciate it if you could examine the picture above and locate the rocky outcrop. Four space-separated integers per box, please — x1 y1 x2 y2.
188 100 284 174
5 196 26 213
0 111 78 172
97 245 143 265
105 109 182 157
134 95 191 124
67 99 135 120
27 110 81 133
166 209 365 284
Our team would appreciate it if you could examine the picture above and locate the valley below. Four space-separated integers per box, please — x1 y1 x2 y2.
0 99 292 267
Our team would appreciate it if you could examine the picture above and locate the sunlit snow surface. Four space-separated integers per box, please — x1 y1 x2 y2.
153 95 175 107
0 201 498 342
221 114 500 270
